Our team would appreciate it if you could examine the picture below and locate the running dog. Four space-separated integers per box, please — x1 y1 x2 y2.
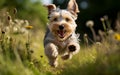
44 0 80 67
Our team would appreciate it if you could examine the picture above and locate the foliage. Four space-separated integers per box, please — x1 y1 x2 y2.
0 9 51 75
0 0 48 29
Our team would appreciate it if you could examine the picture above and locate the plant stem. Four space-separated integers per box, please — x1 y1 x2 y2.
90 27 96 42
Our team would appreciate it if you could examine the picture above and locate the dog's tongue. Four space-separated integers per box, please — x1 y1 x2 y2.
58 30 64 38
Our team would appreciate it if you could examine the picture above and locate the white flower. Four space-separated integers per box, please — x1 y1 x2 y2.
24 20 29 26
108 29 114 35
100 17 104 22
86 20 94 27
21 28 28 34
13 27 18 32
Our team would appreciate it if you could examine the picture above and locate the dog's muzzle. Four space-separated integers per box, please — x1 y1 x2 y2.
57 25 66 38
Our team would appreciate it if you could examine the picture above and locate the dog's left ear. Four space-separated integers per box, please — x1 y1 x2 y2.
67 0 80 17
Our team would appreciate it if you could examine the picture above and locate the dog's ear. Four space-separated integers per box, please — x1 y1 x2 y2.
44 4 56 15
67 0 79 17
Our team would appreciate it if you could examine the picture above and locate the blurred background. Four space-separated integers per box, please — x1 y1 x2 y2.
0 0 120 40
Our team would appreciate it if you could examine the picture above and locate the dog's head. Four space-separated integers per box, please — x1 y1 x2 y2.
45 0 79 41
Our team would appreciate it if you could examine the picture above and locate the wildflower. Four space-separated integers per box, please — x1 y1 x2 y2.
14 19 19 23
24 20 29 26
19 20 24 24
114 33 120 41
103 15 108 20
100 17 107 32
13 27 18 33
86 20 96 42
86 20 94 27
25 25 33 30
84 33 88 38
96 42 101 46
100 17 105 22
108 29 114 35
21 28 28 34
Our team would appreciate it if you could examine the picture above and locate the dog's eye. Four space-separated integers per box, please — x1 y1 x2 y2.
53 18 58 21
65 18 70 22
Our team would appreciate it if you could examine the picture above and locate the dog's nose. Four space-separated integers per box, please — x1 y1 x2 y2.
59 25 64 30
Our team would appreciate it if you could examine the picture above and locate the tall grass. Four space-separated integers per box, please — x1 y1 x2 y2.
60 42 120 75
0 8 53 75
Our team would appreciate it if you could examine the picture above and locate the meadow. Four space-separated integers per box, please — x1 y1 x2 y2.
0 8 120 75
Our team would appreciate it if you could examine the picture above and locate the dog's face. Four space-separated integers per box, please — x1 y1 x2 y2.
46 0 79 41
48 10 77 41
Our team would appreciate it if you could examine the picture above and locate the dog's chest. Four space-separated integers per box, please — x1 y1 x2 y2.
53 39 68 49
53 39 69 54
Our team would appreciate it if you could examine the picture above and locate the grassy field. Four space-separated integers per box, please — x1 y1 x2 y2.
0 9 120 75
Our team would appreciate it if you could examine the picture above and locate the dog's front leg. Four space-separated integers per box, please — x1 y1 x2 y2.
45 43 58 67
67 42 80 55
62 43 80 60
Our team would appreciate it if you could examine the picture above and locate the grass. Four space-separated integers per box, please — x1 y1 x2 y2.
0 9 120 75
61 42 120 75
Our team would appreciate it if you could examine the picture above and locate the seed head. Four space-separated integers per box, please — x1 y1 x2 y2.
86 20 94 27
100 17 105 22
84 33 88 38
96 42 101 45
103 15 108 20
108 29 114 35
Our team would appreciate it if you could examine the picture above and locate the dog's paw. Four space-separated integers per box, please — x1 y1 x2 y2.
68 45 76 52
50 61 58 68
49 58 58 67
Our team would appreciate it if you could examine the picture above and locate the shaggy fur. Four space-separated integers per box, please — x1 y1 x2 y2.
44 0 80 67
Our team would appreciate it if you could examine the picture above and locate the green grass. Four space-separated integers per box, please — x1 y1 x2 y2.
60 42 120 75
0 9 120 75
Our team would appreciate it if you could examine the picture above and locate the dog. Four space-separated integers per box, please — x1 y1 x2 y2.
44 0 80 67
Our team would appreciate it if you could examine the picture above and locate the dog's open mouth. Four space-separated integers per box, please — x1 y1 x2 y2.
57 30 66 38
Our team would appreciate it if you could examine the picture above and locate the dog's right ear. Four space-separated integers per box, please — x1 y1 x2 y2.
67 0 79 19
44 4 56 15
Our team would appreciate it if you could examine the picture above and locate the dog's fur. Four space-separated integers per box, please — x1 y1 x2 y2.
44 0 80 67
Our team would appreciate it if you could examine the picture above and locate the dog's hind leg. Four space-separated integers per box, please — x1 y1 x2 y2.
45 43 58 67
61 53 72 60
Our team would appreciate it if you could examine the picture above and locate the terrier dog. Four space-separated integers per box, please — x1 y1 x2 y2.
44 0 80 67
